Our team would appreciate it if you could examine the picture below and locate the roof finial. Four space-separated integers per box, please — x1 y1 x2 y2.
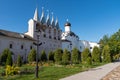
51 12 55 27
40 7 45 24
33 8 39 21
46 10 50 26
55 17 59 29
66 19 69 22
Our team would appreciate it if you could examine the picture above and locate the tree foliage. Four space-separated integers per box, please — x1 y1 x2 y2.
17 55 22 67
82 48 92 64
6 52 13 66
54 48 63 64
0 49 12 65
48 51 54 61
100 29 120 61
71 48 81 64
40 50 47 61
62 49 70 65
102 45 111 62
92 46 101 63
28 49 36 63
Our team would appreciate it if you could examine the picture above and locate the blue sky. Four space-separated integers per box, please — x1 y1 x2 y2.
0 0 120 42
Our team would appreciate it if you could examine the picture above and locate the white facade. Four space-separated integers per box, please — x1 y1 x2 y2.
61 21 99 52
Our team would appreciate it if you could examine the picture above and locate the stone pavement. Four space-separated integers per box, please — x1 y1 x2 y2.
60 62 120 80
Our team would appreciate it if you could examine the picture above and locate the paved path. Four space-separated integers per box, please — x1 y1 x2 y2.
60 62 120 80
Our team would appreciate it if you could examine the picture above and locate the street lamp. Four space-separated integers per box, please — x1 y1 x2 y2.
70 43 72 65
25 49 27 64
33 26 43 78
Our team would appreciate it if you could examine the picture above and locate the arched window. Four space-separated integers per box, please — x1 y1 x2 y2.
9 44 12 49
9 41 14 49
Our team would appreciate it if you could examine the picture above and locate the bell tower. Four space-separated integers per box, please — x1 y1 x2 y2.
26 8 40 38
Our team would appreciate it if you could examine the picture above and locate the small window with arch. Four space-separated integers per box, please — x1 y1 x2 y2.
9 44 12 49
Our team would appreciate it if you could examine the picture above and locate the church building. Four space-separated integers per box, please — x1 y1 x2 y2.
61 20 99 52
0 8 99 62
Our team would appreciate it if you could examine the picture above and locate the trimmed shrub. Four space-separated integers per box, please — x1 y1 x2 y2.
102 45 112 63
82 48 92 65
17 55 22 67
62 49 70 65
48 51 54 61
28 49 36 63
0 49 11 66
6 52 13 66
54 48 63 64
40 50 47 61
92 46 101 63
71 48 81 64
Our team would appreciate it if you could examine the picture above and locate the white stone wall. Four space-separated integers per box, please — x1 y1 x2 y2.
62 41 71 51
61 32 79 51
89 42 99 52
0 36 35 62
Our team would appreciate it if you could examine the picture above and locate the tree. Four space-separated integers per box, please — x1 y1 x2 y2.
28 49 36 63
99 29 120 61
71 48 81 64
62 49 70 65
92 46 101 63
17 55 22 67
82 48 92 64
6 52 13 66
40 50 47 61
102 45 111 63
48 51 54 61
54 48 63 64
0 48 11 65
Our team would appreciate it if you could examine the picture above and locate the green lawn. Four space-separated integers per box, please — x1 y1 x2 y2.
0 63 106 80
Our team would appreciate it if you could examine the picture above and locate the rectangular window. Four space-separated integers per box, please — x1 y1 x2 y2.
30 46 32 50
43 34 46 38
21 45 24 50
49 36 51 39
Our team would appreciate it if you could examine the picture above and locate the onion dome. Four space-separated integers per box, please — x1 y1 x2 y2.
65 19 71 26
65 22 71 26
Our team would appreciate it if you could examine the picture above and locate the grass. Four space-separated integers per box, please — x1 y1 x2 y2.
0 62 106 80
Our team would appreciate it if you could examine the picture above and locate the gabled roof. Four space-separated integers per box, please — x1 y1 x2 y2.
0 29 35 41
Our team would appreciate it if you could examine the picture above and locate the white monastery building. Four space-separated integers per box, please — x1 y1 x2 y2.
0 8 99 61
61 21 99 52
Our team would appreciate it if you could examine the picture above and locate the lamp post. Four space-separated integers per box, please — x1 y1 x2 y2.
25 49 27 64
70 43 72 65
33 30 42 78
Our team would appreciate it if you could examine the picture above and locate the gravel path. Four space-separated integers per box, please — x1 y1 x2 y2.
101 65 120 80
